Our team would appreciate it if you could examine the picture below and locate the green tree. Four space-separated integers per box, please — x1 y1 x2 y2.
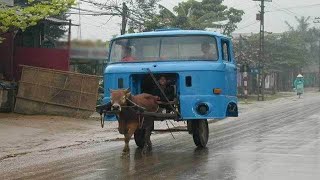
285 16 320 65
235 16 318 71
44 13 71 42
0 0 75 43
82 0 159 34
234 16 320 92
144 0 244 36
234 33 308 72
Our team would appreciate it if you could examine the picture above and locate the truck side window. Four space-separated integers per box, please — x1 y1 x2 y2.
221 40 230 62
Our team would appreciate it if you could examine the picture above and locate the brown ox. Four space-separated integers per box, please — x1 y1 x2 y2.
110 89 159 154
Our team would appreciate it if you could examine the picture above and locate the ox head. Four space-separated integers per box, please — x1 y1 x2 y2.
109 88 131 112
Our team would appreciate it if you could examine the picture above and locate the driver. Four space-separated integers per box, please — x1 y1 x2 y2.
121 46 135 62
201 42 215 59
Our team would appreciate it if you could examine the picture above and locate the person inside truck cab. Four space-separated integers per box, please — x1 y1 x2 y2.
152 76 175 112
201 42 215 60
121 46 135 62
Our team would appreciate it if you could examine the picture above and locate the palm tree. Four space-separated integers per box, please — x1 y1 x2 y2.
146 0 243 36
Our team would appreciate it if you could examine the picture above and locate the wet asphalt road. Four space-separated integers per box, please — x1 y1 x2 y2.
1 94 320 180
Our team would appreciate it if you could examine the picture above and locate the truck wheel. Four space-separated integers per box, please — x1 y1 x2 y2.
134 129 145 148
192 119 209 148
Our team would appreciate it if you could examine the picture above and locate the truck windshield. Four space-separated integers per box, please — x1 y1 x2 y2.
109 35 218 62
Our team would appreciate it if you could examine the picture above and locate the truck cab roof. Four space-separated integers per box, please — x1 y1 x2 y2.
112 30 230 40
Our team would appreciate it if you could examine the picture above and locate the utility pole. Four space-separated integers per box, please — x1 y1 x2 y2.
314 17 320 91
258 0 265 101
240 35 248 103
121 2 128 35
77 1 82 39
253 0 271 101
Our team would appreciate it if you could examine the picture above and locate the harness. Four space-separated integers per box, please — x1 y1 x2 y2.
125 97 146 111
125 96 159 129
100 95 160 129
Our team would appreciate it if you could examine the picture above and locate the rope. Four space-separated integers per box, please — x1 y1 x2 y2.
167 120 181 135
139 114 145 129
144 68 181 117
102 95 161 129
125 96 159 129
166 120 175 139
125 97 146 111
126 97 160 113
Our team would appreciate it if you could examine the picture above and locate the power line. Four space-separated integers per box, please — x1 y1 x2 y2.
268 4 295 16
239 13 258 27
239 3 265 26
236 1 262 31
80 21 106 28
67 12 120 16
230 0 254 9
98 16 114 27
79 0 119 9
70 7 106 14
269 0 302 17
237 21 259 31
81 15 115 28
81 15 106 26
241 5 259 12
266 3 320 13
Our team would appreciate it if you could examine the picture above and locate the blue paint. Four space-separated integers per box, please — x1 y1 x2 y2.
102 30 238 121
112 30 230 40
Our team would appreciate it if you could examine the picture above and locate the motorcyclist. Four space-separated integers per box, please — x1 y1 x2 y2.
293 74 304 97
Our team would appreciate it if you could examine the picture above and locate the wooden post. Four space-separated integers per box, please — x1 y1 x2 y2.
121 2 128 35
68 19 72 70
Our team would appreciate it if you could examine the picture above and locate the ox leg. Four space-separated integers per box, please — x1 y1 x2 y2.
142 128 152 154
141 118 154 154
123 134 130 153
146 129 152 150
123 127 137 154
147 120 154 150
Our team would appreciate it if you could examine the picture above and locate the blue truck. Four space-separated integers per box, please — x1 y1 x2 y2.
101 29 238 147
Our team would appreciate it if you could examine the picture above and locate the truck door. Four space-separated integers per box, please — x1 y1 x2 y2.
221 39 237 97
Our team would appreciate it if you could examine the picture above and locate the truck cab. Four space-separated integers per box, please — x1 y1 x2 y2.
103 30 238 121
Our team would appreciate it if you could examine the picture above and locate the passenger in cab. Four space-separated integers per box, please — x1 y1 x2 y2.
121 46 135 62
152 76 175 112
201 42 215 60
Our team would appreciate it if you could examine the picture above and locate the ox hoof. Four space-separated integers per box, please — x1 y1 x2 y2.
121 152 130 158
142 147 147 154
142 149 147 155
142 146 151 155
123 147 130 153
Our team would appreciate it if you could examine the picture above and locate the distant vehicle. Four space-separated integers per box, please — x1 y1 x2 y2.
101 29 238 147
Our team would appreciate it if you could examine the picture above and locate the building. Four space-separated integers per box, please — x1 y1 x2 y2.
0 16 75 81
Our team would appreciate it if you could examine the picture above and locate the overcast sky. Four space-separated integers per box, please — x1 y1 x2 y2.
69 0 320 41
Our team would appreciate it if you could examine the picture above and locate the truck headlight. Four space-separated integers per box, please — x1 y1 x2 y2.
196 103 209 115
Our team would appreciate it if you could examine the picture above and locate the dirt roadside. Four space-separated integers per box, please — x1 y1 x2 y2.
0 90 312 161
0 113 188 161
